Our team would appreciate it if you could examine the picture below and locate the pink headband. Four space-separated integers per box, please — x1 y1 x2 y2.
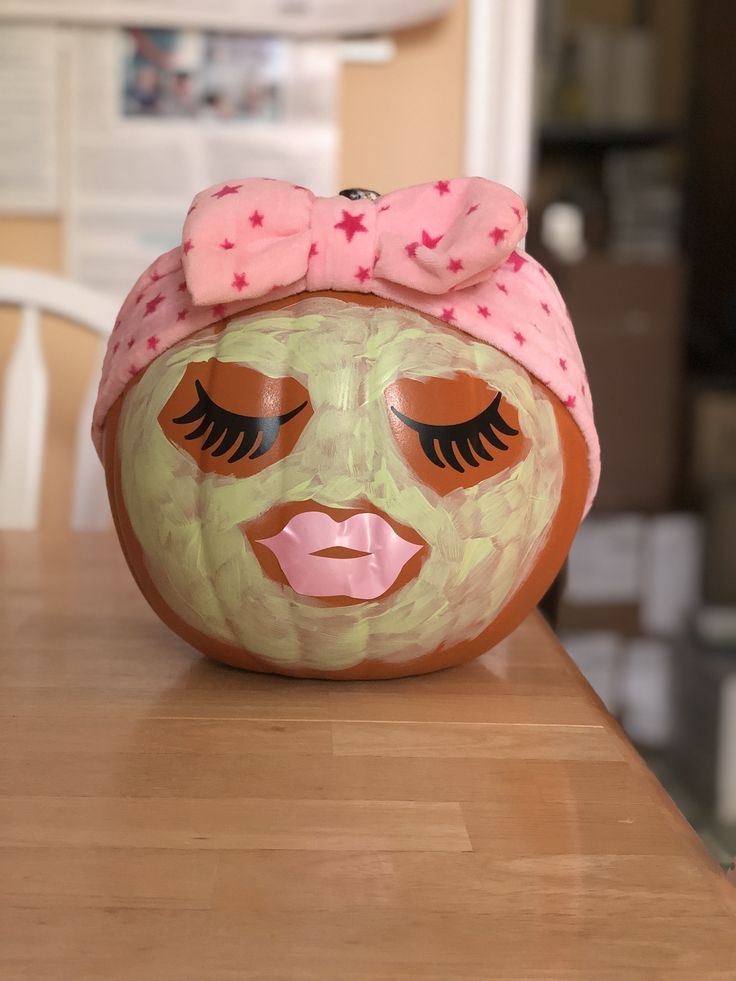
93 176 599 511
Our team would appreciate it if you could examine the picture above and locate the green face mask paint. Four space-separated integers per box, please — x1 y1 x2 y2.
118 297 563 672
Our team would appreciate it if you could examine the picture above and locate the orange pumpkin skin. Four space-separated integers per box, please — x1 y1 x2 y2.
103 292 589 680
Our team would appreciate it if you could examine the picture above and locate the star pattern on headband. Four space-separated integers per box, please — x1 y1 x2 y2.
355 266 371 283
249 210 264 227
212 184 241 199
506 251 527 273
334 210 368 243
421 230 444 249
434 180 451 196
143 293 164 318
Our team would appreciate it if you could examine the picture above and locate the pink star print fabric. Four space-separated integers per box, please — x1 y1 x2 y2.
92 176 600 513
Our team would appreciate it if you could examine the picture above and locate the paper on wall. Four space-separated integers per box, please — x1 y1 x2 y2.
0 25 59 214
66 26 339 298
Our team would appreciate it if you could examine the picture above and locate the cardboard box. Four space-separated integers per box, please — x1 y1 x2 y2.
558 257 685 512
558 600 641 636
692 389 736 489
705 485 736 605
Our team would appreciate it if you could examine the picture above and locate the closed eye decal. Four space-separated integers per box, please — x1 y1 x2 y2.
159 360 312 477
385 373 529 495
389 391 519 473
173 379 308 464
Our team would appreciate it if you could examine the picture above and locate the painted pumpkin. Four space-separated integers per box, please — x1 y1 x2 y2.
94 178 599 679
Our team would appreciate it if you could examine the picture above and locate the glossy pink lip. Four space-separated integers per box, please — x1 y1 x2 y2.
256 511 423 600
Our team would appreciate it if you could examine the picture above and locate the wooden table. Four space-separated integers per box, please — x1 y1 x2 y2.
2 532 735 980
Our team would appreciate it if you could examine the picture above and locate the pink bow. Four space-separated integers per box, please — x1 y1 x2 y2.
181 177 528 306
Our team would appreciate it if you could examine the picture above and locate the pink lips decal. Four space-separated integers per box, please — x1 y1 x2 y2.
256 511 423 600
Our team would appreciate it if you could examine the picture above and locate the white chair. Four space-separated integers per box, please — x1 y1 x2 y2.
0 266 118 530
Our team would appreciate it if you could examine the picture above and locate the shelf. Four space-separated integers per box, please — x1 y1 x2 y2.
538 124 681 152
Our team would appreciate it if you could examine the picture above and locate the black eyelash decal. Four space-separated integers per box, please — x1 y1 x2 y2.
390 391 519 474
172 379 307 464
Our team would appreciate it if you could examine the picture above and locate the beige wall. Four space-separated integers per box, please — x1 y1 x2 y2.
0 2 468 531
340 0 466 190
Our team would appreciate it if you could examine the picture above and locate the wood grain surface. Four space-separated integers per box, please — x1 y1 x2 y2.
1 532 735 980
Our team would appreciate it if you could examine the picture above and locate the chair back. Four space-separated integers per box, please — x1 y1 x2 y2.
0 266 117 529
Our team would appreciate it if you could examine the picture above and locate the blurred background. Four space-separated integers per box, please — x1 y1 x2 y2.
0 0 734 864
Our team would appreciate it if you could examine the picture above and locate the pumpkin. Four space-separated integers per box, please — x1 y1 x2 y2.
95 176 598 679
102 289 589 679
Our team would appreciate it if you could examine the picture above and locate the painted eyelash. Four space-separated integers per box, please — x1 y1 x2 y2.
172 379 307 464
390 391 519 473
